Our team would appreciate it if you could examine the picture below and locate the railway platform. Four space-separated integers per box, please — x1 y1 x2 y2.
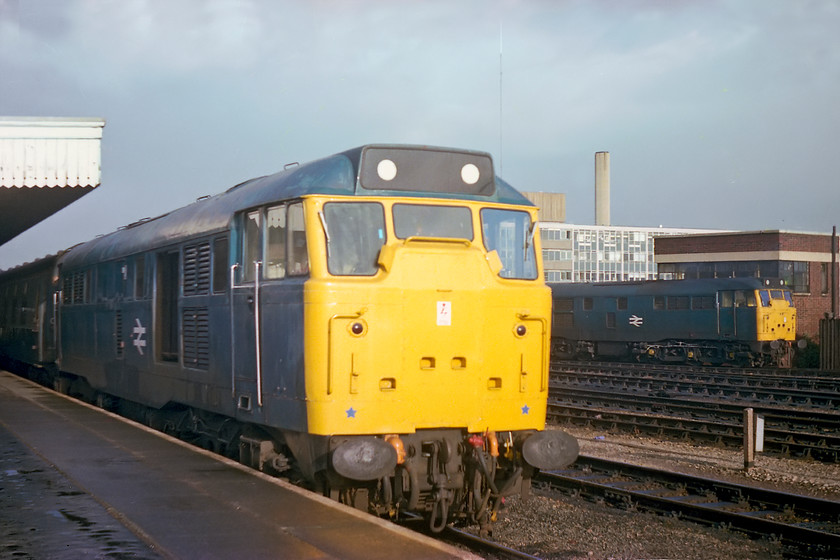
0 371 475 559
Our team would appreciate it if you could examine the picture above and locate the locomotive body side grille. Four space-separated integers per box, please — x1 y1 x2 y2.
183 306 209 370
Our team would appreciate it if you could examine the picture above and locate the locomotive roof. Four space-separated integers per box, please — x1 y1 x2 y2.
59 144 532 268
550 278 784 298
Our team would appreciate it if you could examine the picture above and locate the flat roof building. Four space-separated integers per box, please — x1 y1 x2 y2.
655 230 840 338
539 223 718 283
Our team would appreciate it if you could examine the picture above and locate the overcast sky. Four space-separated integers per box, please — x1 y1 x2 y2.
1 0 838 270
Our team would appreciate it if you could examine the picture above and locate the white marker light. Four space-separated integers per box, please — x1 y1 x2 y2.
377 159 397 181
461 163 480 185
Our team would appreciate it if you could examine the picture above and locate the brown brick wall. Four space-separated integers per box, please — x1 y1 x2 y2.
794 261 839 339
655 231 839 256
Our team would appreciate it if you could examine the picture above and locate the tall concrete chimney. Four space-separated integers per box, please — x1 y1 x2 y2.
595 152 610 226
595 151 610 226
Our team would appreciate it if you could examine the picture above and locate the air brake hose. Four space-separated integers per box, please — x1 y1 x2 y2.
473 448 499 494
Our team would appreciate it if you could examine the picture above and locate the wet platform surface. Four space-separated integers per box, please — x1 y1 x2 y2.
0 371 474 559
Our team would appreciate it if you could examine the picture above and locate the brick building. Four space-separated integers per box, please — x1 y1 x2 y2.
655 230 839 338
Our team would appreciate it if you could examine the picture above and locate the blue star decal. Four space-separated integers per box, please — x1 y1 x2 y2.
521 404 530 415
346 407 357 418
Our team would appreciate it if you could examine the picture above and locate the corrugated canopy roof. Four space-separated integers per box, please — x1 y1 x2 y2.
0 117 104 246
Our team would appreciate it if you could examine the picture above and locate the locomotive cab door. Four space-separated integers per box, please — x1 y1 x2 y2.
231 210 263 414
717 290 736 338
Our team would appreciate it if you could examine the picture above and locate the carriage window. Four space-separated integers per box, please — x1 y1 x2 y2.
617 297 628 310
393 204 473 240
265 205 287 279
288 203 309 276
323 202 385 276
653 296 665 310
583 297 593 311
719 291 733 308
242 210 261 282
480 208 538 280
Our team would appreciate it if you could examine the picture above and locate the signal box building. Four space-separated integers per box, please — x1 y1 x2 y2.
655 230 840 338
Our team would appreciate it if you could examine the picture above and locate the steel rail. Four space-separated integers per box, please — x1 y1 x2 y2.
397 514 540 560
550 368 840 409
547 402 840 461
550 384 840 434
537 455 840 557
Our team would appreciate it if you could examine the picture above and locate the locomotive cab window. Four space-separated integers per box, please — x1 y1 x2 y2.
288 203 308 276
783 290 794 307
239 203 309 282
735 290 756 307
265 205 286 279
242 210 261 282
393 204 473 240
480 208 538 280
322 201 385 276
760 289 787 307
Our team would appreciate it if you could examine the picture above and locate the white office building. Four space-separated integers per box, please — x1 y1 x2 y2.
540 223 715 283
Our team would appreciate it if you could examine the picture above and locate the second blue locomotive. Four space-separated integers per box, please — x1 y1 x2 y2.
551 278 798 366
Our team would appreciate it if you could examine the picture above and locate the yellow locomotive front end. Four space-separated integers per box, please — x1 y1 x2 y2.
304 197 550 435
754 286 797 343
753 285 798 366
297 146 577 529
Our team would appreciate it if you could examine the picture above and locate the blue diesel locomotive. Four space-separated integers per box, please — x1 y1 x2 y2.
0 144 578 532
551 278 798 366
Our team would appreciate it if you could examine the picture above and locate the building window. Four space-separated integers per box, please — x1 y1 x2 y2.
792 262 809 293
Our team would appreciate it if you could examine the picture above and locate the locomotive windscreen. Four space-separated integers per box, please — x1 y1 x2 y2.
358 146 495 196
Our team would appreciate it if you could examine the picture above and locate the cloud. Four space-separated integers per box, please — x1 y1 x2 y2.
1 0 839 269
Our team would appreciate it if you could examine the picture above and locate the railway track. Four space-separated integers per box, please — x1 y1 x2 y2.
549 361 840 462
537 455 840 558
552 361 840 409
548 402 840 462
398 515 539 559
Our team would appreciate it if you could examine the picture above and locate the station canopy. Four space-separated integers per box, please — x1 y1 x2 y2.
0 116 104 247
